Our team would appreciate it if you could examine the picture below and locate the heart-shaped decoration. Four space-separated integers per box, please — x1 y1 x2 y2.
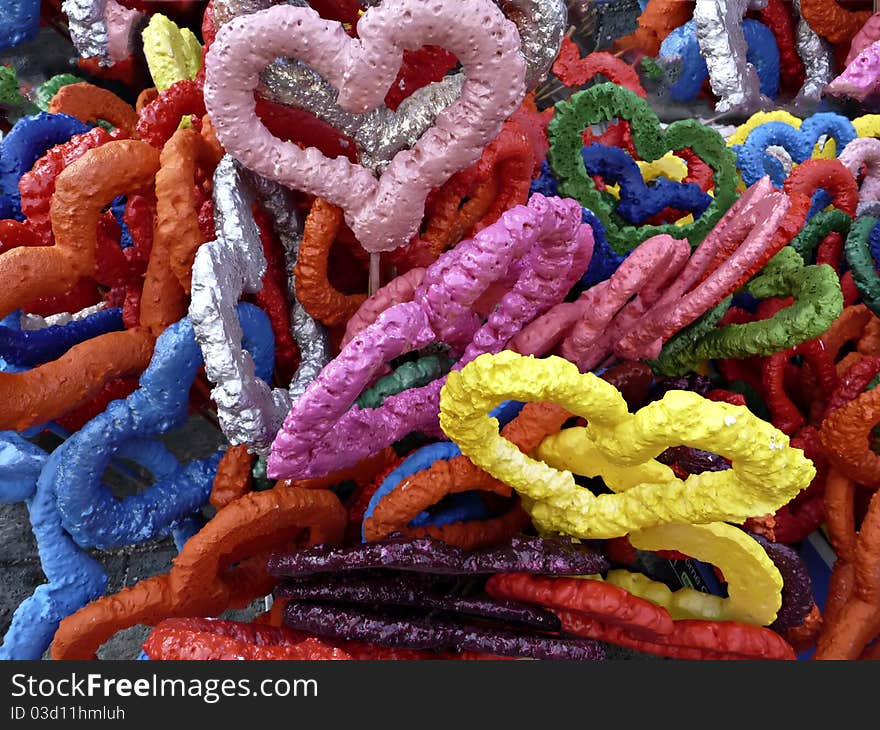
580 143 712 226
731 112 857 187
190 155 307 454
53 306 272 550
649 246 844 375
0 138 159 432
548 82 739 255
204 0 527 254
438 350 815 538
267 194 590 479
213 0 565 172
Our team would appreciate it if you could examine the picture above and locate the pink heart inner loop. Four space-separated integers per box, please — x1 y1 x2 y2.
204 0 528 253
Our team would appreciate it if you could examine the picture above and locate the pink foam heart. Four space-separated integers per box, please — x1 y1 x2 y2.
840 137 880 204
204 0 527 254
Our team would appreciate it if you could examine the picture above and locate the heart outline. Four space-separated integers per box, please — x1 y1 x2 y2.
547 83 739 255
204 0 527 253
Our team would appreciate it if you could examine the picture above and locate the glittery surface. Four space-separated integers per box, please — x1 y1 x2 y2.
792 0 834 108
189 155 293 453
277 572 562 630
751 534 814 632
251 172 331 401
62 0 140 66
692 0 770 114
19 302 107 331
659 19 780 103
62 1 109 62
268 534 609 576
283 600 607 659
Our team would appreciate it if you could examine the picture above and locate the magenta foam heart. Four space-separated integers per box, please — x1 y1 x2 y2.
203 0 527 254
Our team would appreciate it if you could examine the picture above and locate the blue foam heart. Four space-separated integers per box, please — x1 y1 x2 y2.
53 304 274 550
580 142 712 226
732 113 857 187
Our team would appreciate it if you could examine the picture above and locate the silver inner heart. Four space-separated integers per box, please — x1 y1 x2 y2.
213 0 566 173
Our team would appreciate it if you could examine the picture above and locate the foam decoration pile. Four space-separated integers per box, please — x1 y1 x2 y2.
440 351 815 539
0 113 91 221
0 436 206 660
612 178 795 362
3 0 880 663
268 193 591 479
839 137 880 209
548 82 738 253
732 112 857 187
212 0 564 173
51 486 348 660
649 246 843 375
579 144 712 226
54 307 272 551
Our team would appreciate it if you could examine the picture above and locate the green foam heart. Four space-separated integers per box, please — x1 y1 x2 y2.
547 82 738 256
790 209 852 264
844 216 880 317
650 247 843 376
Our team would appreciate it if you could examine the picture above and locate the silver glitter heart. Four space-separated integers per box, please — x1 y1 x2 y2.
189 155 330 453
792 0 834 110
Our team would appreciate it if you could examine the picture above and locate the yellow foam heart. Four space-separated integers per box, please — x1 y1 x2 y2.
440 352 814 537
142 14 203 93
439 352 810 625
